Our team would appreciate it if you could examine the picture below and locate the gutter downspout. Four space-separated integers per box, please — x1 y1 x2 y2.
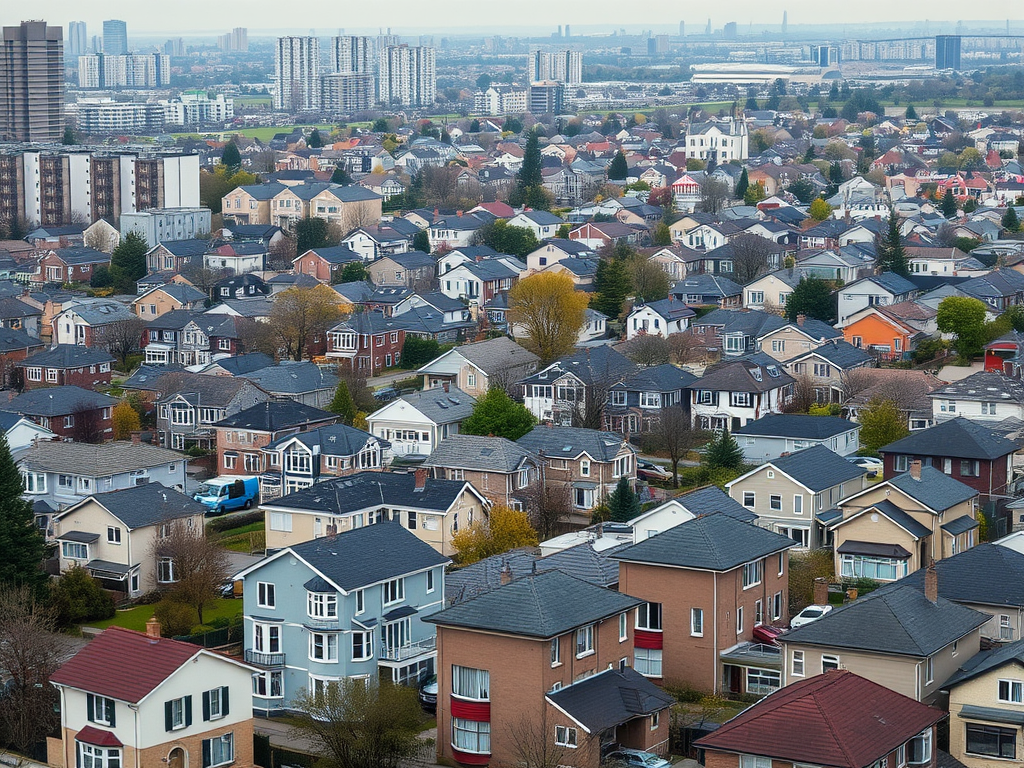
713 572 719 694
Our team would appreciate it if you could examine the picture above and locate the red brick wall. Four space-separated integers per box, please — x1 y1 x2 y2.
22 366 112 391
28 406 113 441
880 452 1009 497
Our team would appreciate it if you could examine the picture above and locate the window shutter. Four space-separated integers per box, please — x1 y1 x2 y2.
87 693 94 722
184 695 193 727
221 687 229 716
202 691 210 722
76 743 81 768
202 739 211 768
106 699 116 728
164 701 173 732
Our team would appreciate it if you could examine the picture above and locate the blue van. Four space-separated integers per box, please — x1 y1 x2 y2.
194 476 260 516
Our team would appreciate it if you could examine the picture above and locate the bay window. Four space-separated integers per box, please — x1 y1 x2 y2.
452 719 490 754
452 666 489 700
907 729 932 766
77 743 120 768
634 647 662 677
309 632 338 662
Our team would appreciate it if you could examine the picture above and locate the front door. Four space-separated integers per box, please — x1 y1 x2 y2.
168 747 185 768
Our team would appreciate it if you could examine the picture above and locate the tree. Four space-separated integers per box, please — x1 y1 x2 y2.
941 190 958 218
592 257 632 320
295 217 331 255
462 387 537 441
905 104 918 120
702 429 744 470
289 678 424 768
784 277 835 323
649 406 699 487
151 521 230 625
452 505 539 565
220 140 241 169
697 178 729 215
334 261 367 285
50 565 115 627
506 709 591 768
858 397 909 454
788 178 815 204
111 400 141 440
608 150 628 181
626 253 669 303
1003 207 1021 233
622 334 670 367
97 316 145 368
109 230 149 292
400 336 441 370
510 127 547 210
875 207 910 277
730 233 776 284
809 197 832 221
328 380 358 425
937 295 988 362
519 481 572 540
308 128 324 148
372 117 389 132
477 221 540 259
62 124 77 145
743 180 767 206
607 476 641 522
735 168 749 200
0 433 46 595
330 166 352 185
652 222 672 246
412 229 430 253
269 284 345 361
508 272 589 364
235 316 279 357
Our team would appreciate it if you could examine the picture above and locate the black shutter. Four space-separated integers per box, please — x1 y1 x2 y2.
76 743 81 768
106 698 115 728
164 701 173 732
202 739 211 768
221 686 229 716
184 695 192 727
87 694 94 723
202 690 210 722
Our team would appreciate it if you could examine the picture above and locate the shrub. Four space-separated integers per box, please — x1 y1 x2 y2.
207 510 262 533
153 600 198 637
50 566 116 627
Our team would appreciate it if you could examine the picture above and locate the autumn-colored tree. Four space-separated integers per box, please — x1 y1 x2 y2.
508 272 589 364
809 197 833 221
452 505 539 565
111 400 141 440
269 284 345 361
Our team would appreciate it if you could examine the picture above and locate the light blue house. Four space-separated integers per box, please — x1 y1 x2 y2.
234 522 449 714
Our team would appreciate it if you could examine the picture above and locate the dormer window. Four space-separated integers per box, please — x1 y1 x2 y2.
751 368 762 382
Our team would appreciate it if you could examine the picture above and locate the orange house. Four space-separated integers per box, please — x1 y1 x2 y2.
842 307 919 362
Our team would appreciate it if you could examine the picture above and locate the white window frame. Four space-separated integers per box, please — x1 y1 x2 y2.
575 624 594 658
691 607 704 637
791 650 805 676
554 726 578 748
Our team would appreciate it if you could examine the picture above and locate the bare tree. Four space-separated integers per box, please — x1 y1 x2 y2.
784 374 818 413
269 285 345 361
837 367 876 403
667 330 705 365
622 334 671 367
180 262 230 296
417 165 462 209
235 317 280 358
649 406 700 487
506 709 593 768
697 178 729 215
71 402 105 443
96 316 146 368
729 233 778 284
519 479 572 540
151 521 230 625
267 236 298 272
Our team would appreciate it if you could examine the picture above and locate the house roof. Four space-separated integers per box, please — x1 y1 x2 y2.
213 400 336 432
930 371 1024 405
240 362 337 395
202 353 275 376
767 445 867 492
782 582 989 656
692 358 795 394
264 471 473 516
18 344 114 369
885 465 978 512
424 569 640 638
785 339 872 369
0 326 44 353
516 426 630 463
0 296 40 319
455 336 540 375
264 423 383 454
50 627 203 703
615 363 697 393
670 273 743 299
897 543 1024 610
422 434 537 473
19 440 185 475
734 414 859 440
157 372 265 409
381 386 476 424
693 670 945 768
847 272 918 296
547 667 674 733
299 245 361 265
58 484 204 529
521 346 636 388
613 512 794 571
943 636 1024 690
670 484 757 522
632 298 696 322
137 283 206 305
879 417 1017 461
7 386 117 416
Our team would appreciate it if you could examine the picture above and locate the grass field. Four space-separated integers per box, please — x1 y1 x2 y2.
85 598 242 633
233 95 272 107
209 519 266 553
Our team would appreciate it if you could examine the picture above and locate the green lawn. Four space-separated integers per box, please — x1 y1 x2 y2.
170 123 335 142
85 598 242 633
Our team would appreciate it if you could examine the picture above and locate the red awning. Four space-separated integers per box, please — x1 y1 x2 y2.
76 726 123 748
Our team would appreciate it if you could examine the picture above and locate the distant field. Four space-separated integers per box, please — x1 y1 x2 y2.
233 95 272 107
170 123 334 142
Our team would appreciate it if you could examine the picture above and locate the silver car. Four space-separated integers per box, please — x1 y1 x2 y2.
606 749 671 768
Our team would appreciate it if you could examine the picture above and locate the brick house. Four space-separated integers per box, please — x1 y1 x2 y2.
613 512 794 697
422 434 542 510
291 246 362 283
424 570 674 768
212 400 337 477
7 385 117 441
0 327 45 387
35 247 110 285
326 310 406 376
16 345 114 390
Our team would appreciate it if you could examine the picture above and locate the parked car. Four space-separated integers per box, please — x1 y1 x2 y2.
374 386 399 402
849 456 883 477
637 460 672 482
791 604 834 629
752 624 786 645
193 475 260 516
606 749 671 768
419 674 437 712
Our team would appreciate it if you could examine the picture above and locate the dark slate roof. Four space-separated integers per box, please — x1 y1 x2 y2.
456 336 540 374
153 239 209 258
213 400 336 431
281 523 449 592
302 245 361 265
19 440 184 475
521 346 636 388
204 353 275 376
860 499 932 538
887 466 978 511
75 484 204 529
785 339 872 369
734 414 859 440
423 435 536 473
616 364 697 393
672 484 757 522
851 272 918 295
53 247 110 266
0 409 26 431
141 283 206 304
264 423 383 454
18 344 114 369
240 362 338 395
8 386 117 416
144 309 197 331
122 364 185 391
265 471 472 515
692 358 795 394
0 297 40 319
769 445 866 492
929 371 1024 405
0 326 44 353
670 273 743 299
547 667 674 732
517 426 630 462
634 297 696 322
613 512 794 571
424 570 640 638
693 308 786 336
333 281 375 303
896 543 1024 609
782 583 989 657
387 250 434 269
157 372 265 408
879 417 1017 461
943 636 1024 689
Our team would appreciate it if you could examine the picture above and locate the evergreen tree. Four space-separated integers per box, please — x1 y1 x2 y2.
607 476 641 522
735 168 749 200
221 140 241 169
702 429 744 471
0 433 47 595
372 117 389 132
941 190 958 218
307 128 324 148
412 230 431 253
785 277 835 323
109 230 149 292
1002 207 1020 233
62 125 77 145
337 261 368 283
905 104 918 121
592 257 632 319
327 380 357 425
294 218 330 255
469 119 480 132
876 207 910 277
608 150 628 181
511 127 546 208
330 166 352 185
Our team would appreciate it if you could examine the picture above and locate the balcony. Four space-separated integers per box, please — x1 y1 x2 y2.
305 616 342 631
379 636 436 663
245 649 285 667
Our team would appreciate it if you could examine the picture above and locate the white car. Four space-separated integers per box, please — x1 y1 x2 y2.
606 749 671 768
791 604 834 629
849 456 883 477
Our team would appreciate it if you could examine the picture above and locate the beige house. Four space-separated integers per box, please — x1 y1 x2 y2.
828 463 979 582
756 318 843 362
310 187 383 232
221 185 277 225
53 484 206 596
783 339 874 404
726 445 867 550
131 284 206 320
415 336 540 398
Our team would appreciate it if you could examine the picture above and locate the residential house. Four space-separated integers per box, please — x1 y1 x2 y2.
837 273 919 326
695 670 945 768
0 408 54 455
156 374 269 450
0 295 43 336
425 570 673 768
687 309 786 357
52 299 137 347
780 573 988 703
614 485 757 546
625 298 695 340
142 311 210 367
0 326 44 384
756 316 844 362
423 435 542 509
842 302 939 361
260 469 489 555
234 523 448 712
798 220 849 251
439 257 523 309
132 284 207 320
35 247 109 286
48 626 256 768
732 414 861 462
145 240 208 274
53 484 204 595
520 346 638 426
958 269 1024 312
367 385 476 459
390 294 477 343
507 210 564 240
827 464 979 580
416 336 540 399
569 221 643 250
878 418 1017 498
326 311 406 377
525 239 595 273
726 445 868 550
613 512 793 695
604 364 697 435
8 385 116 441
688 355 795 431
669 274 744 309
428 212 491 251
291 246 361 283
930 372 1024 424
211 273 269 302
796 247 874 283
221 182 286 225
340 223 414 262
308 185 383 232
203 242 266 275
16 345 114 390
743 269 801 312
644 245 697 282
239 363 338 410
516 425 636 518
784 339 874 403
367 251 435 289
843 369 942 432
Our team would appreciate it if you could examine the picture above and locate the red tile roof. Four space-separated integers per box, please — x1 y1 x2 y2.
50 627 200 703
76 726 123 747
694 671 944 768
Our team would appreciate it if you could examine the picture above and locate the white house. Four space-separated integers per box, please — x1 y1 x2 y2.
684 119 749 163
731 413 861 463
0 409 54 455
507 210 564 241
689 356 795 432
929 371 1024 423
624 485 756 542
366 385 476 458
837 272 918 326
625 298 695 340
578 308 608 343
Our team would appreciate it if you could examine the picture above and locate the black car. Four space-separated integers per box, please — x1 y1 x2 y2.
419 674 437 712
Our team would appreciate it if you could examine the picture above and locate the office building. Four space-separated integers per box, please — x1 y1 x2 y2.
163 38 184 57
527 50 582 84
0 145 200 228
67 21 87 58
331 35 374 74
378 45 436 107
77 53 169 89
936 34 962 70
274 36 320 111
723 21 738 38
679 20 685 37
321 72 375 114
217 27 247 52
528 80 563 115
102 20 127 56
0 21 64 143
74 100 165 134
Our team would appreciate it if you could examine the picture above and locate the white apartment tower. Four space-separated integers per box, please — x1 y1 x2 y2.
528 50 582 84
331 36 374 74
378 45 436 107
275 36 320 111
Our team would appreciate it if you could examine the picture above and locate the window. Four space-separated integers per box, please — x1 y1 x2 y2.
106 526 121 544
731 392 752 407
841 554 908 582
772 591 783 621
770 338 784 351
619 612 628 642
452 666 489 700
574 487 594 509
769 495 782 511
352 631 373 661
157 558 176 583
77 743 120 768
894 455 909 472
966 724 1016 759
268 512 292 532
742 491 755 508
25 367 41 382
634 647 663 677
747 667 780 693
651 712 660 730
202 733 234 768
736 606 744 634
224 453 237 470
982 402 997 415
253 623 280 654
636 602 662 631
960 459 980 477
794 495 803 515
309 633 339 662
740 755 772 768
87 694 115 726
822 654 840 673
426 569 435 593
610 390 626 406
792 650 805 676
308 592 338 619
383 578 405 605
252 670 283 698
576 624 594 657
551 637 561 666
640 392 660 409
691 608 704 636
777 526 809 548
580 459 590 476
742 560 764 589
203 687 228 721
165 696 192 731
907 730 932 766
613 454 632 477
813 363 831 378
555 726 578 748
755 599 764 625
64 415 75 428
46 367 59 383
998 679 1023 703
452 718 490 754
940 400 956 413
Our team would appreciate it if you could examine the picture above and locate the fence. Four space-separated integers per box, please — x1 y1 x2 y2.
173 622 243 648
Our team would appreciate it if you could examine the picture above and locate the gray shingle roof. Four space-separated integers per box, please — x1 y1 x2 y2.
423 435 536 473
425 569 640 638
18 344 114 369
157 373 265 408
671 484 757 522
240 362 338 395
860 499 932 538
879 417 1017 461
0 327 43 353
264 471 471 515
387 386 476 424
770 445 866 491
613 512 794 571
782 583 989 657
19 440 185 475
68 483 204 529
887 466 978 511
516 426 630 462
455 336 540 375
942 636 1024 689
785 340 872 369
930 371 1024 405
691 358 795 394
521 346 636 388
8 386 117 416
547 667 674 732
213 401 336 431
734 414 859 440
264 423 383 454
897 543 1024 609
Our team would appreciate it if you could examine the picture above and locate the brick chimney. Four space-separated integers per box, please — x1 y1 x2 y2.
442 381 450 393
145 617 161 639
813 577 829 606
924 561 938 603
796 314 806 326
130 431 142 444
500 561 513 586
414 467 428 491
910 459 922 481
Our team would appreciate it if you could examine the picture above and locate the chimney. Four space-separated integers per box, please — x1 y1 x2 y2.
414 467 428 491
442 381 450 393
500 561 513 586
145 617 161 639
924 561 938 603
796 313 806 326
910 459 922 481
130 430 141 444
813 577 828 606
